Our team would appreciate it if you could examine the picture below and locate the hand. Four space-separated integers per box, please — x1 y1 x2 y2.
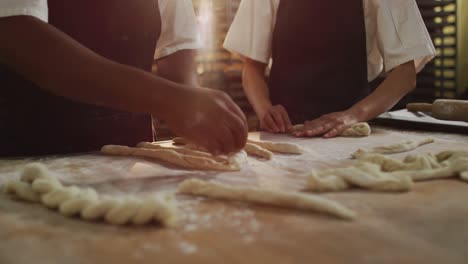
164 87 248 154
260 104 292 133
293 108 365 138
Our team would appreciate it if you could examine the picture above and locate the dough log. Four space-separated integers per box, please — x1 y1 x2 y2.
247 139 303 155
178 178 356 220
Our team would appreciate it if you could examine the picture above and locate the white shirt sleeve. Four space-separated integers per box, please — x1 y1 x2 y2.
372 0 436 74
223 0 278 64
154 0 202 60
0 0 48 22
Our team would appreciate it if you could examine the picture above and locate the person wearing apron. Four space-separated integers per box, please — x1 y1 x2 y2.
0 0 248 157
224 0 436 138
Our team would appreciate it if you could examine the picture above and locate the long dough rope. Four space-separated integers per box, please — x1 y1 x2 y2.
178 178 356 220
292 122 371 137
247 139 303 155
352 137 435 158
3 163 177 226
305 150 468 192
101 145 240 171
137 142 228 163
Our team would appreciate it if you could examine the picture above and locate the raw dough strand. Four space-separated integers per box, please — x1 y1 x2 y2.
247 139 303 155
243 143 273 160
136 142 228 163
178 178 356 220
352 137 435 158
292 122 371 137
4 163 177 226
101 145 240 171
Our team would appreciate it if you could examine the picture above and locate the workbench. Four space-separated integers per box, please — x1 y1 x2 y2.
1 126 467 264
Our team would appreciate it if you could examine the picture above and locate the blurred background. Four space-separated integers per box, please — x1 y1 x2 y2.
154 0 468 139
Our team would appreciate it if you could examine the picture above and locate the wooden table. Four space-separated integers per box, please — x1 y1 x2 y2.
1 126 467 264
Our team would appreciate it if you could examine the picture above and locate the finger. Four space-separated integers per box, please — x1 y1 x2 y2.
223 94 248 126
225 112 248 152
264 113 280 133
305 121 335 137
217 123 236 154
278 106 293 131
324 124 349 138
270 109 286 132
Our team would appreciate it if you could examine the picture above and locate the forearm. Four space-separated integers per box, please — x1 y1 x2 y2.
0 16 183 120
350 61 417 120
242 59 271 118
155 49 199 86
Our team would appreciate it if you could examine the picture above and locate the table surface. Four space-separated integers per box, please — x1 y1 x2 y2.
1 126 468 264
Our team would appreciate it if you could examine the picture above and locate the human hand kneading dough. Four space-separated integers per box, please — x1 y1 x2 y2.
164 87 248 155
293 108 364 138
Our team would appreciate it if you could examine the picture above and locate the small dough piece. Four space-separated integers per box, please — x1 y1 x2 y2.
4 163 177 226
101 145 240 171
247 139 303 155
291 123 371 137
243 143 273 160
340 123 371 137
178 178 356 220
352 137 435 158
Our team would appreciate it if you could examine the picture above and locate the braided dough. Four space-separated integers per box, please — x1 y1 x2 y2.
305 150 468 192
4 163 177 226
352 137 435 158
101 145 240 171
137 142 228 162
178 178 356 220
292 122 371 137
247 139 303 155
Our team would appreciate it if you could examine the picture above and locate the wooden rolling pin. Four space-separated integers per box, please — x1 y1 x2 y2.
407 99 468 122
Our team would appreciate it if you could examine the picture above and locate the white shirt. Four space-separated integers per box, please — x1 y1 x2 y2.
0 0 201 60
224 0 436 82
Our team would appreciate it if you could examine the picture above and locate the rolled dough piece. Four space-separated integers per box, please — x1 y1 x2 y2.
292 123 371 137
358 153 442 172
339 123 371 137
101 145 240 171
178 178 356 220
137 142 228 162
4 163 177 226
352 137 435 158
243 143 273 160
247 139 303 155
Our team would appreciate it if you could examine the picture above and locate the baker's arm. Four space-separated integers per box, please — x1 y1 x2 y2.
242 57 292 133
0 16 247 153
297 61 416 138
155 49 199 86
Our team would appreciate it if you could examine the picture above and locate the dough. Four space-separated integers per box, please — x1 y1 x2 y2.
4 163 177 226
292 122 371 137
101 145 240 171
137 142 228 163
306 150 468 192
352 137 435 158
178 178 356 220
339 123 372 137
247 139 303 155
306 162 413 192
243 143 273 160
172 137 189 145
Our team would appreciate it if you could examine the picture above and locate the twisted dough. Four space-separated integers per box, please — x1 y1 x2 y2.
352 137 435 158
243 143 273 160
305 150 468 192
292 122 371 137
4 163 177 226
178 178 356 220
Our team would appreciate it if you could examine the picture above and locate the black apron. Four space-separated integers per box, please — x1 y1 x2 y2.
0 0 161 156
269 0 369 124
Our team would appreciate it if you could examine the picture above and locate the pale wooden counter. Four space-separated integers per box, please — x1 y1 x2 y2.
1 126 467 264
